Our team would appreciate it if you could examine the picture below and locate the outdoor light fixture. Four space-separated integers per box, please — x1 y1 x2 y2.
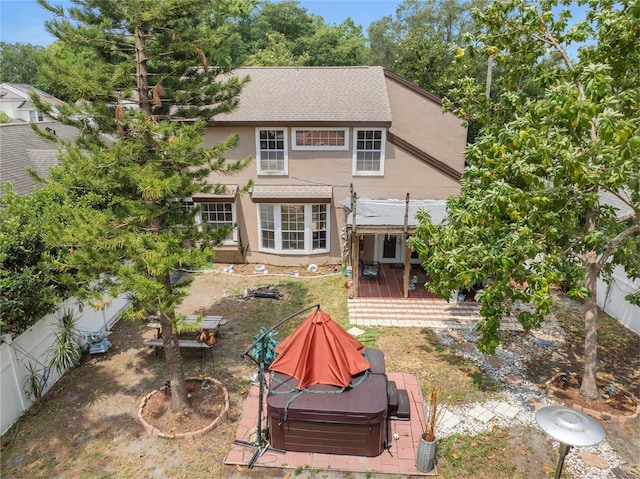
535 405 605 479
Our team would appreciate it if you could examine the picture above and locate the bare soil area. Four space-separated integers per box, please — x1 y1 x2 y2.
1 267 638 479
140 378 226 435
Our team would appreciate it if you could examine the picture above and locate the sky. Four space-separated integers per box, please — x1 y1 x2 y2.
0 0 403 46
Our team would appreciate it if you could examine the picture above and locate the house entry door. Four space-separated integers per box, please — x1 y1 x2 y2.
378 234 401 263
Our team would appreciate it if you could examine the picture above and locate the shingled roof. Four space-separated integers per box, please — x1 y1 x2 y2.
0 122 78 196
212 66 392 126
0 83 66 108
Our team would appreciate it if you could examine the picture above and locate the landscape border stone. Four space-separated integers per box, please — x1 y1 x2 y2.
138 377 230 438
545 373 640 423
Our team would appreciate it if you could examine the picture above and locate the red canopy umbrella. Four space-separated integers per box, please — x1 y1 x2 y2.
268 309 370 390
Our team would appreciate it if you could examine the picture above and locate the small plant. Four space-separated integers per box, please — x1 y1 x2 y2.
23 361 47 402
424 386 443 441
47 309 83 373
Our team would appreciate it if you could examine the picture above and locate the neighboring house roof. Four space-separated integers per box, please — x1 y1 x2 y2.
213 66 393 126
0 83 66 108
0 121 78 195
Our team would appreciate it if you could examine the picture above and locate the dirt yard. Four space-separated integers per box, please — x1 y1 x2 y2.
1 267 638 479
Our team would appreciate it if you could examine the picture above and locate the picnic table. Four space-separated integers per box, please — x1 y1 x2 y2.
146 315 227 339
143 315 227 354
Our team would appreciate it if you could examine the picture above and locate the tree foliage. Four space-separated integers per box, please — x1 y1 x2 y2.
368 0 487 98
0 42 44 85
27 0 253 413
235 0 367 66
412 0 640 400
0 185 75 335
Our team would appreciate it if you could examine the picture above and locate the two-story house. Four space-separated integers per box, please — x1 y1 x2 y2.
0 83 65 123
198 66 467 280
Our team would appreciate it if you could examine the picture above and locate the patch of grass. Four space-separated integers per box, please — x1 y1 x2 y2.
438 429 516 479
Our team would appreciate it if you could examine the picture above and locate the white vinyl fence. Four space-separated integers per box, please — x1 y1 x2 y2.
1 295 130 435
597 264 640 336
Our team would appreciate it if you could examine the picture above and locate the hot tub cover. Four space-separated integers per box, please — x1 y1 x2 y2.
268 309 370 389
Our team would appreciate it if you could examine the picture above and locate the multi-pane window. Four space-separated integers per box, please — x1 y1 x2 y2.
281 205 305 250
200 203 233 230
260 204 275 249
257 129 287 174
292 129 348 150
353 128 386 175
312 205 327 249
182 199 236 243
29 110 44 122
258 203 329 253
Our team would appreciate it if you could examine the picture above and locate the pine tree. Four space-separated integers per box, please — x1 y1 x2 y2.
35 0 253 413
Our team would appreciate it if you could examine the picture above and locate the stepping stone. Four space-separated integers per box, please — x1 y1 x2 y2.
504 375 522 387
458 342 476 353
440 410 461 428
347 326 365 337
493 401 520 419
468 405 495 423
486 355 504 368
578 451 609 469
526 398 546 412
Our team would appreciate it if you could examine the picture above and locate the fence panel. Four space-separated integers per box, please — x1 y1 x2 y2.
1 295 129 435
597 265 640 336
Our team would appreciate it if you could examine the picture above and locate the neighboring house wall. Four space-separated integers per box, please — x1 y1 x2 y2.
0 83 64 123
201 67 467 267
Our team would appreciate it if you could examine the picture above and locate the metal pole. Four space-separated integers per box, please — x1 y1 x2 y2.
555 443 571 479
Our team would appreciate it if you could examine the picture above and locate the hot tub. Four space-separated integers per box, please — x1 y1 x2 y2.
267 348 388 457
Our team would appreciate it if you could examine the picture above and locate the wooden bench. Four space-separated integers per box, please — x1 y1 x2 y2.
143 338 215 356
143 338 213 349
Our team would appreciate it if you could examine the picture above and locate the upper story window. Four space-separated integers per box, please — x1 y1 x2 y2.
29 110 44 122
292 128 349 151
353 128 386 176
256 129 287 175
258 203 329 254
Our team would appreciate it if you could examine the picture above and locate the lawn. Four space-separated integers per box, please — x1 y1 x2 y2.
1 267 638 479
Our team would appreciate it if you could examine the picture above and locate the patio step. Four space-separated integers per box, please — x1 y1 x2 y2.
348 298 522 330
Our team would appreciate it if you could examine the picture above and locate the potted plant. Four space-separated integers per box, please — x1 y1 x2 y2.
416 386 442 473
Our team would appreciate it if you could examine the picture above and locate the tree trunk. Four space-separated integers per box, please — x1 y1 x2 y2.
134 25 152 116
580 245 599 401
160 316 191 413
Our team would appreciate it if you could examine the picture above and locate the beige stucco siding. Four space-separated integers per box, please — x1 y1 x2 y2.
201 123 462 265
384 77 466 174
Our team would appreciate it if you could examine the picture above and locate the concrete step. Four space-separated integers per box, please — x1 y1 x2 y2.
348 298 522 330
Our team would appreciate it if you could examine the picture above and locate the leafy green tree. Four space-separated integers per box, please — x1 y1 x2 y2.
235 1 367 66
0 185 74 335
412 0 639 401
244 32 310 66
0 42 44 85
34 0 253 413
303 18 368 66
368 0 487 98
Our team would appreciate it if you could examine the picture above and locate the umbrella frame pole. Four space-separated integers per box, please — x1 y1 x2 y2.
237 304 321 468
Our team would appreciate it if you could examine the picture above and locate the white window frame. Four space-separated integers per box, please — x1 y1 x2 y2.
29 110 44 122
291 128 349 151
257 203 330 254
352 128 386 176
186 199 238 245
255 128 288 175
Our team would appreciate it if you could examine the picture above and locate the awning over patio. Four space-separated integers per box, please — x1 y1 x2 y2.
252 185 333 203
343 198 448 233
